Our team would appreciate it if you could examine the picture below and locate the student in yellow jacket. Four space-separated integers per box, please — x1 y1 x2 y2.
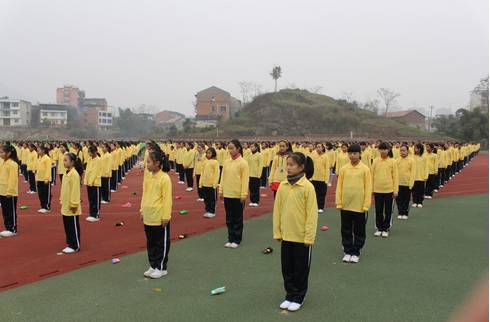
260 143 271 188
424 144 438 199
57 143 69 183
0 144 19 237
273 152 318 312
325 142 336 186
395 144 415 220
84 146 102 222
100 143 113 203
49 144 58 186
335 144 372 264
193 144 206 202
371 142 399 238
335 143 350 174
246 143 263 207
201 147 220 218
140 149 172 279
183 142 196 192
268 140 292 195
310 143 331 213
176 143 186 184
60 153 82 254
412 143 428 208
219 140 249 248
26 144 38 194
36 146 52 213
110 143 119 192
436 144 446 191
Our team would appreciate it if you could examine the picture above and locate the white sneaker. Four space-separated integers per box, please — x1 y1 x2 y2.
417 204 423 208
402 215 409 220
412 203 418 208
279 300 292 310
101 200 108 204
86 217 100 222
178 181 185 185
229 242 239 249
374 231 382 237
433 189 438 193
251 203 259 207
342 254 351 263
439 185 443 188
204 213 216 218
197 198 204 202
62 247 76 254
38 209 48 214
287 302 302 312
350 255 360 263
0 230 16 237
186 187 193 192
249 202 254 206
143 267 155 277
318 209 324 214
424 196 432 199
397 215 403 219
327 183 332 187
149 269 167 279
381 231 389 238
110 189 116 193
224 242 232 248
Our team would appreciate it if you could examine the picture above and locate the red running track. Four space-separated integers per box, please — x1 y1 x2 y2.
0 154 487 291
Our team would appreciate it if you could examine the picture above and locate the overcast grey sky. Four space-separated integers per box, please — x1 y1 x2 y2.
0 0 488 116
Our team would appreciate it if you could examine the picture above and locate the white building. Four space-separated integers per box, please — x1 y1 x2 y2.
39 104 68 127
98 110 113 130
0 97 31 127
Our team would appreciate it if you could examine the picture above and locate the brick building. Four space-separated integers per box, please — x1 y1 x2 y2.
385 110 426 129
195 86 242 122
155 110 185 129
56 85 85 107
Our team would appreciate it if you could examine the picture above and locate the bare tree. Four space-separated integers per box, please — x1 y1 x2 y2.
362 99 380 114
238 81 254 104
251 83 263 99
341 92 354 103
377 88 400 115
270 66 282 92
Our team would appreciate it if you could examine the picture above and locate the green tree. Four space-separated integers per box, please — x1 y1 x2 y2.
433 107 488 142
270 66 282 92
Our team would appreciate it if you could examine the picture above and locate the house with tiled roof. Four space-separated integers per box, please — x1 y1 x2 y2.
385 109 426 129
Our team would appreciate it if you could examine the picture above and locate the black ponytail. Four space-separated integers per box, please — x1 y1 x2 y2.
66 152 84 176
149 148 170 173
2 144 20 165
288 152 314 179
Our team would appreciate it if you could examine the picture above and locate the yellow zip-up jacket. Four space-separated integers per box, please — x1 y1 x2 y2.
101 152 112 177
111 149 120 170
219 156 249 199
326 150 336 169
168 149 176 162
262 148 271 167
27 150 38 171
361 149 371 167
335 151 350 174
58 152 68 175
217 149 226 166
82 146 89 164
396 156 415 189
371 157 399 194
140 170 172 226
200 159 220 188
392 147 400 159
36 155 52 182
437 150 445 169
84 156 101 187
273 175 318 245
0 159 19 196
49 149 58 165
336 162 372 213
60 168 81 216
183 149 196 169
311 151 330 182
175 148 184 165
269 154 288 183
426 152 438 175
413 155 428 181
193 153 206 176
246 152 263 178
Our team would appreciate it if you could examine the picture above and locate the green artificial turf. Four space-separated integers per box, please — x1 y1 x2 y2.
1 194 488 322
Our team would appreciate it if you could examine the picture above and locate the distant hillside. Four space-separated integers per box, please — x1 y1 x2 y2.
219 89 429 138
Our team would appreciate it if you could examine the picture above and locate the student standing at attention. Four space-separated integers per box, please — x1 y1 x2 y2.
310 143 330 214
395 144 415 220
372 142 399 238
246 142 263 207
193 144 206 202
336 144 372 264
140 148 172 279
412 143 428 208
273 152 318 312
269 140 292 197
0 144 19 237
219 140 249 249
36 146 52 214
84 146 102 222
201 147 220 218
59 153 83 254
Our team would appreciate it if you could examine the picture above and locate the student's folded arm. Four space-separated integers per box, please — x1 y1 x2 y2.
69 177 81 208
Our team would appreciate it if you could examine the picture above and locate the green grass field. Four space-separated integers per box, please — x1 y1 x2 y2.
1 195 488 322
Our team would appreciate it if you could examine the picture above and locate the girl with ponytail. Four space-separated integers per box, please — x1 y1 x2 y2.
0 144 20 237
